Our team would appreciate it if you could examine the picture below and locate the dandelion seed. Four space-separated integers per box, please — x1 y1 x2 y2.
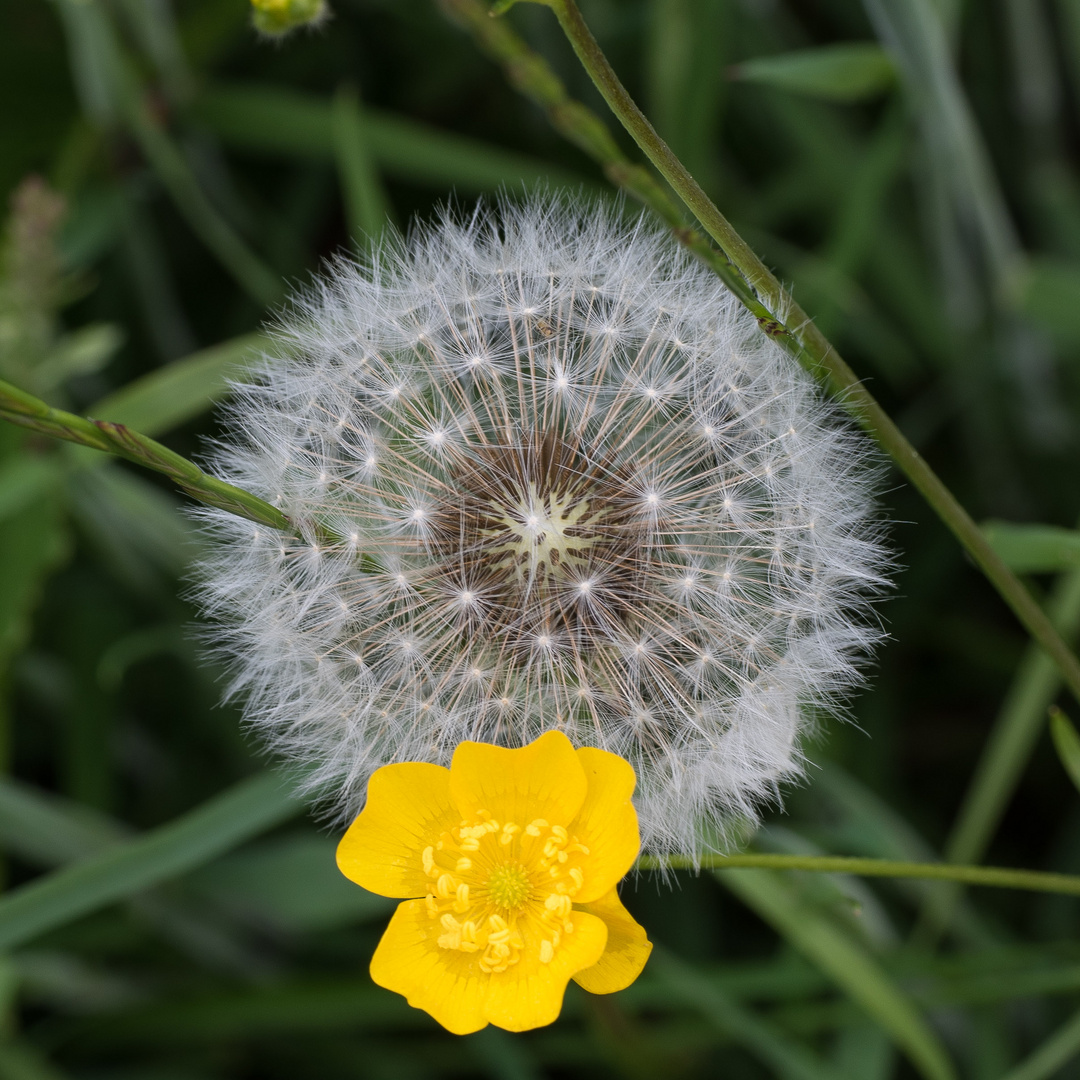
197 197 889 857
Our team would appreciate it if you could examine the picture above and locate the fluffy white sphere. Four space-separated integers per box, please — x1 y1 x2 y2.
196 198 889 856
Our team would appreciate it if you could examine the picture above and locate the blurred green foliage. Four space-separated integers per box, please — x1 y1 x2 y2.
0 0 1079 1076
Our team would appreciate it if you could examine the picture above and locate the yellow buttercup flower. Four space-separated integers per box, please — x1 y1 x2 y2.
336 730 652 1033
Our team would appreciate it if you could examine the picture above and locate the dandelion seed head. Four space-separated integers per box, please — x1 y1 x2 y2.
196 197 890 858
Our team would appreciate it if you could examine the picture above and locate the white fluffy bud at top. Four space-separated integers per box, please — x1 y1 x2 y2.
195 197 890 857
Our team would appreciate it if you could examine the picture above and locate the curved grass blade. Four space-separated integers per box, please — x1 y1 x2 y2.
983 521 1080 574
0 771 302 952
332 83 394 241
0 775 126 868
1049 707 1080 793
862 0 1022 296
192 83 590 193
87 332 270 437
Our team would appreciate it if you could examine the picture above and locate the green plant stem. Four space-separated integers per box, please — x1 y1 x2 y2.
636 852 1080 897
436 0 764 319
0 377 293 533
469 0 1080 707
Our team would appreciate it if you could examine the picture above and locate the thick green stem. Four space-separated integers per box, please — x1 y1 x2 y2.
0 377 294 534
636 852 1080 897
470 0 1080 707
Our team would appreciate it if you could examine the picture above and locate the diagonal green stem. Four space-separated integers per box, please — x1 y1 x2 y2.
0 377 293 533
459 0 1080 707
636 852 1080 897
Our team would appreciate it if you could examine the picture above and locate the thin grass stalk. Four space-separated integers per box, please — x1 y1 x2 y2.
637 852 1080 897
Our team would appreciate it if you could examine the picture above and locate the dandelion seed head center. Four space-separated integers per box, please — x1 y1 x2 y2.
432 431 646 634
489 482 604 580
421 817 588 972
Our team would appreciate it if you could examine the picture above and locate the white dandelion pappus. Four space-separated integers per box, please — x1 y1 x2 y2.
196 198 889 857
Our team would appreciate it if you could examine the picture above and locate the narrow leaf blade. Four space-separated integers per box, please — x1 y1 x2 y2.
1050 707 1080 794
731 44 896 102
0 772 302 951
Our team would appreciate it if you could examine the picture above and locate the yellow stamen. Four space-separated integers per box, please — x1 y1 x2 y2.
421 812 590 973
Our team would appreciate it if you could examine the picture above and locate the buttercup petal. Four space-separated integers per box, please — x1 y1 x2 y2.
572 887 652 994
370 899 489 1034
569 746 640 902
481 910 608 1031
449 730 587 827
337 762 458 898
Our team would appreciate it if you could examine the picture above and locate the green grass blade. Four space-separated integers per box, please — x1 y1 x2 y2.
1049 707 1080 793
187 833 392 932
644 0 728 187
0 772 302 951
730 44 897 102
831 1023 895 1080
999 1006 1080 1080
192 84 333 157
716 868 956 1080
191 83 591 192
922 557 1080 937
813 766 994 947
332 84 393 241
51 0 122 124
983 521 1080 573
87 332 269 437
0 775 127 868
649 946 845 1080
862 0 1022 294
123 90 280 306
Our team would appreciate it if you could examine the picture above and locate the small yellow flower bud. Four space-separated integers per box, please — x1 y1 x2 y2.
249 0 327 37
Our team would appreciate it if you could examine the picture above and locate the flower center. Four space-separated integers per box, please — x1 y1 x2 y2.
430 430 646 642
421 814 590 974
486 480 606 583
486 862 531 909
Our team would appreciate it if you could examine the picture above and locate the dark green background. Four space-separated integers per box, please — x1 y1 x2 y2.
1 0 1079 1077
